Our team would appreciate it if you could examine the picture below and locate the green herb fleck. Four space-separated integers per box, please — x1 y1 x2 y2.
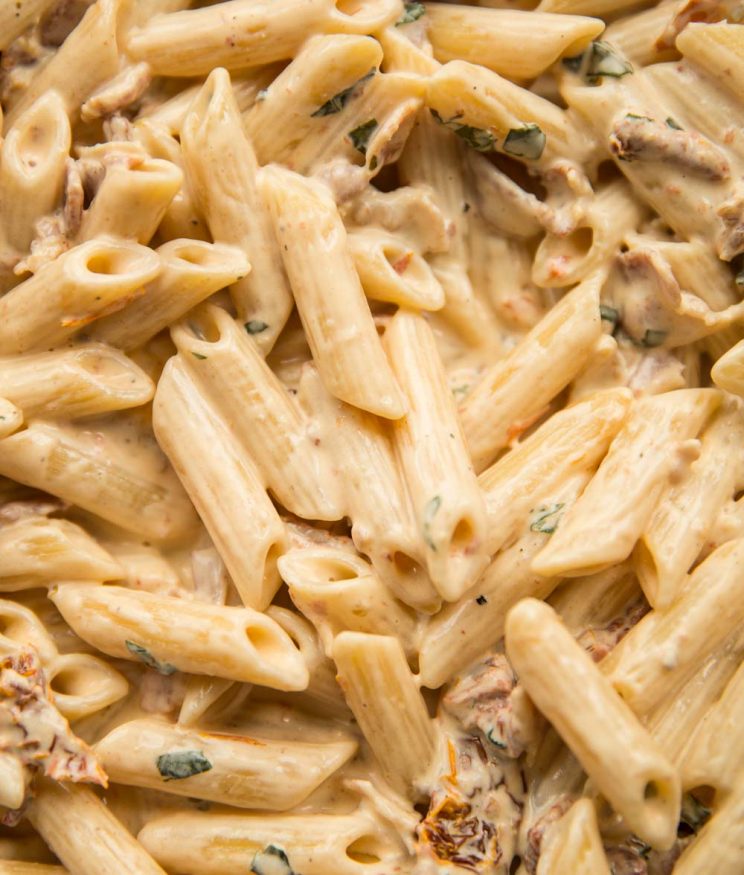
369 155 378 171
156 750 212 781
245 320 269 335
191 352 208 360
396 1 426 25
422 495 442 551
251 844 296 875
666 116 683 130
735 269 744 288
626 113 653 122
599 304 619 329
530 503 565 535
628 836 652 860
311 68 376 117
452 384 470 399
586 40 633 81
503 124 546 160
348 118 378 155
476 595 488 605
641 328 667 348
125 640 177 675
256 89 269 102
430 109 496 152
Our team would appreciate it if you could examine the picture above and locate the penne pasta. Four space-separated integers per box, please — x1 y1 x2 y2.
49 583 309 690
506 598 681 849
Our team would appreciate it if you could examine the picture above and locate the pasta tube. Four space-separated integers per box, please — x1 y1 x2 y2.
279 547 419 659
0 518 122 590
27 781 167 875
88 240 249 351
533 389 721 577
479 388 632 554
0 344 154 419
181 69 292 350
673 784 744 875
536 798 611 875
126 0 402 76
0 91 70 253
95 719 356 809
0 239 160 355
261 166 406 419
385 309 489 601
153 357 287 609
602 538 744 716
49 583 309 691
333 632 438 796
139 809 404 875
171 305 343 522
424 4 603 80
461 272 604 472
506 598 681 850
0 421 197 542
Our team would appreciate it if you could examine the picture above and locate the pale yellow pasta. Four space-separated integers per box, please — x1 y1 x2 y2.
0 239 160 355
533 389 721 578
0 91 70 254
88 240 249 351
346 227 445 311
280 547 419 658
460 272 604 472
536 799 611 875
424 4 603 80
602 538 744 716
0 400 22 439
153 357 286 609
50 582 309 690
181 68 293 350
676 22 744 102
634 399 744 608
0 518 122 590
506 598 681 850
0 0 57 52
0 344 154 419
333 631 438 796
138 809 406 875
95 719 356 808
672 784 744 875
385 309 488 601
170 305 343 522
126 0 402 76
5 0 127 126
261 165 406 419
27 781 168 875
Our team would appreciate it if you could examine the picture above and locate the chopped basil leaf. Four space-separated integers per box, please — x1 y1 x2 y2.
626 113 653 122
125 640 177 676
191 352 208 360
599 304 619 328
430 109 495 152
666 116 683 130
311 68 376 117
530 503 565 535
452 384 470 398
369 155 378 171
586 40 633 80
422 495 442 551
251 844 296 875
503 124 546 160
396 1 426 25
245 320 269 335
348 118 378 155
156 750 212 781
641 328 667 348
476 595 488 605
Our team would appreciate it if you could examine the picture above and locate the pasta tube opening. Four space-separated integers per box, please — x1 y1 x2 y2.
46 652 129 721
